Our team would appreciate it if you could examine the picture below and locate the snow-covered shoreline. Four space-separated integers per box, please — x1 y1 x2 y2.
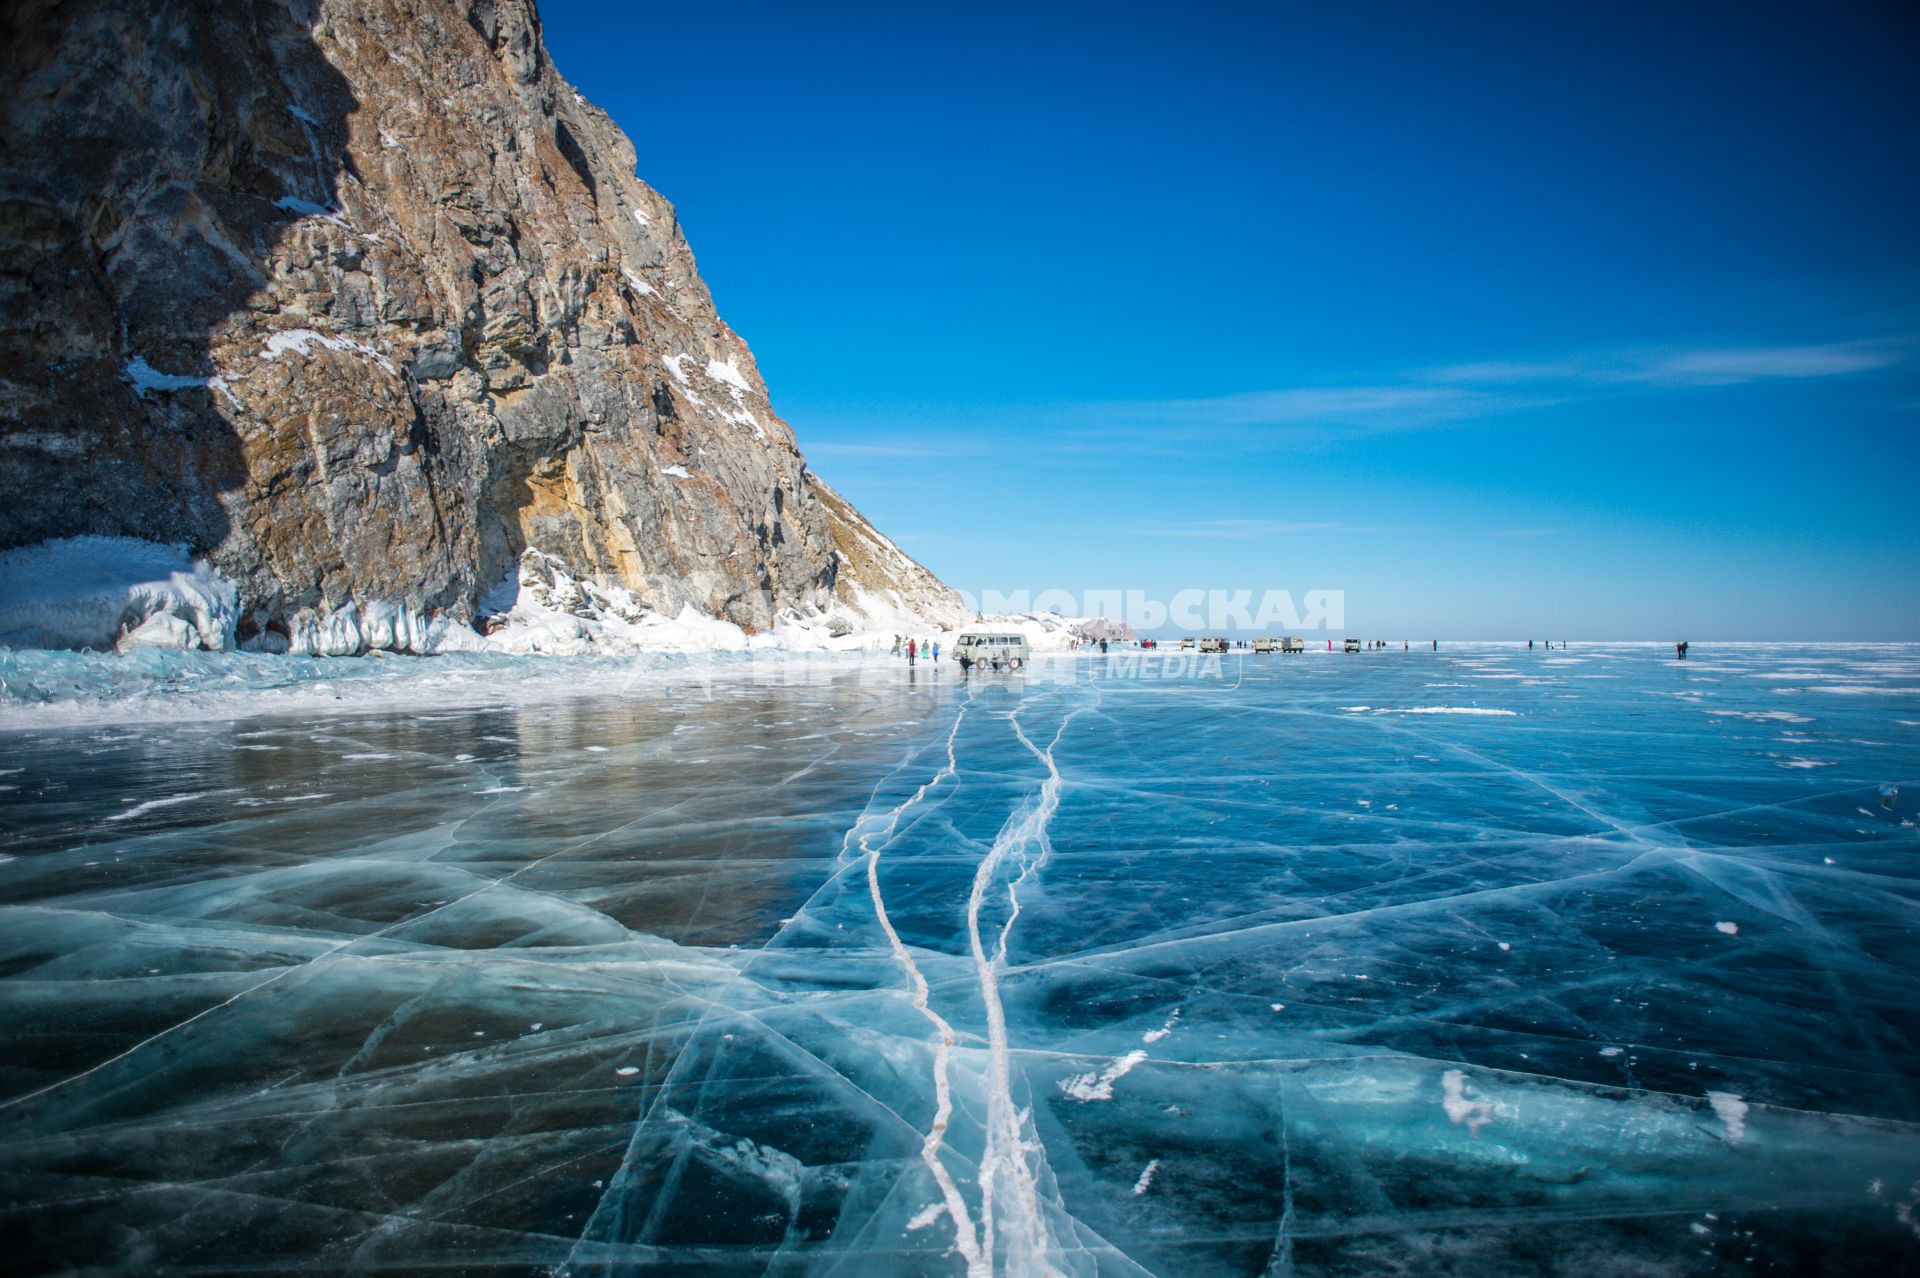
0 535 1121 731
0 535 1112 666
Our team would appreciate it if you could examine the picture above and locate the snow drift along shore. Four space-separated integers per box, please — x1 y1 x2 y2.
0 536 1106 659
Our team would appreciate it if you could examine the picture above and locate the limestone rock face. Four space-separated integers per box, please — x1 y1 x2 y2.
0 0 960 647
815 477 970 631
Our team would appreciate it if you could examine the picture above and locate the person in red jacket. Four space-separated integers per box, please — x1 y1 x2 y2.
907 638 917 666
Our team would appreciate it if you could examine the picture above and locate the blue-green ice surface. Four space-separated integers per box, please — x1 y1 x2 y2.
2 644 1918 1276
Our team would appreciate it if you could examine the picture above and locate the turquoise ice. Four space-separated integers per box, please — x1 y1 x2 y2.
2 644 1918 1274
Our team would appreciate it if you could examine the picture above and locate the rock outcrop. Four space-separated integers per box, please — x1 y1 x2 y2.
0 0 964 652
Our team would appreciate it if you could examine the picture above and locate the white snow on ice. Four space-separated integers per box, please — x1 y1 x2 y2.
1142 1009 1180 1044
1708 1091 1749 1141
1441 1069 1494 1136
1131 1159 1161 1196
1060 1050 1148 1102
1343 705 1517 716
106 791 220 823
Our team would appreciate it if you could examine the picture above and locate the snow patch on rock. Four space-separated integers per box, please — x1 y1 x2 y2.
261 328 396 375
479 550 750 655
124 357 222 398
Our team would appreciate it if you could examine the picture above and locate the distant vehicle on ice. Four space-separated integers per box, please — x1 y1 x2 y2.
953 632 1030 671
1198 637 1229 654
1282 636 1306 653
1343 637 1361 653
1253 637 1278 653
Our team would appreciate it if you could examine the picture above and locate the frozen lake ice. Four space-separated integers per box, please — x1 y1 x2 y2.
2 644 1919 1275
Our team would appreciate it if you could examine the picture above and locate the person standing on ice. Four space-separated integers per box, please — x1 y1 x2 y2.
931 640 939 661
907 638 917 666
891 634 901 656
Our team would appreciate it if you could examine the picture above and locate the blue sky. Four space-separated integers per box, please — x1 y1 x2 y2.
540 0 1920 638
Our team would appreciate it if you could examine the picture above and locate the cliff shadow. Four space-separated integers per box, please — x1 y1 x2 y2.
0 0 356 569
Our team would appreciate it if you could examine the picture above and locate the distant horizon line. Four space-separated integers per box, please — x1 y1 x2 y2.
1103 635 1920 645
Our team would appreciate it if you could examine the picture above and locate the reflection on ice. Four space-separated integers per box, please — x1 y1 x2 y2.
2 643 1918 1275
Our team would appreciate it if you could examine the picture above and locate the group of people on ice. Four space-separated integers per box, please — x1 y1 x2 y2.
890 634 939 665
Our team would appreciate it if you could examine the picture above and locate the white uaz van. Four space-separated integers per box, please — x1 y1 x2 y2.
953 632 1031 671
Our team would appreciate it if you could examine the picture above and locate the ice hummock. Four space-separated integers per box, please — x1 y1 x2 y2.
0 535 238 651
2 642 1918 1275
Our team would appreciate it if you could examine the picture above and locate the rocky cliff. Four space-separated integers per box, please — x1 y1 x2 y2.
0 0 964 652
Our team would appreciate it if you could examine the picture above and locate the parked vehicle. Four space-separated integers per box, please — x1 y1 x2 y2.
1253 637 1278 653
1198 637 1229 654
1343 637 1361 653
953 631 1031 671
1282 636 1305 653
1179 637 1195 650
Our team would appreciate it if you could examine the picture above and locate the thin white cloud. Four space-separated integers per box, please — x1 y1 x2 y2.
1080 385 1543 434
1428 359 1590 384
1149 519 1346 539
1648 341 1904 384
1430 338 1909 387
1073 333 1903 439
804 333 1909 467
1145 519 1566 539
1171 386 1477 424
804 440 961 458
